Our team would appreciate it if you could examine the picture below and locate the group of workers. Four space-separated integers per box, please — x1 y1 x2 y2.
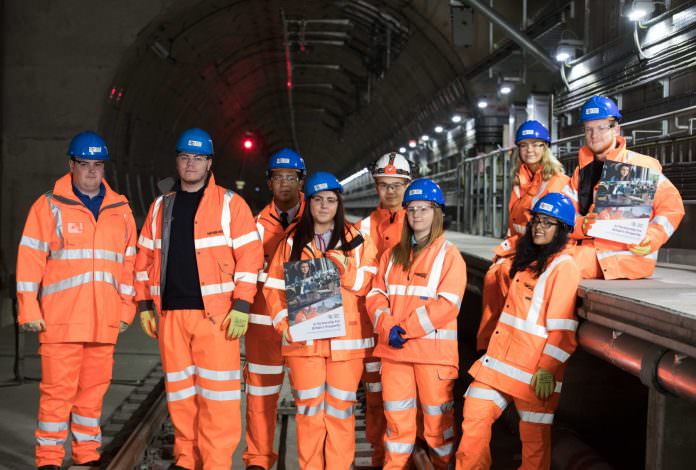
15 94 684 470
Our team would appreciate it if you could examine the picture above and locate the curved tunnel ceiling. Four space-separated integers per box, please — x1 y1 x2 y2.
98 0 469 206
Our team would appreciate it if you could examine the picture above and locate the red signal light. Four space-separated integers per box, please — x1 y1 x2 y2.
242 137 254 151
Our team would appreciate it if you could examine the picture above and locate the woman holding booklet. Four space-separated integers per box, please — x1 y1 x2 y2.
263 171 377 470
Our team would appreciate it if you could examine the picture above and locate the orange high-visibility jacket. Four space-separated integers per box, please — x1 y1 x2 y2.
250 197 306 325
570 136 684 279
16 173 137 343
355 207 406 257
134 174 263 316
494 168 573 258
366 236 467 368
469 248 580 402
263 225 378 360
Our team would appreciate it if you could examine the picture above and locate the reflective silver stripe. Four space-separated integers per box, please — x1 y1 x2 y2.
422 401 453 415
38 421 68 432
135 271 149 281
197 367 240 381
518 410 554 424
358 215 371 237
331 337 374 351
527 254 572 325
150 285 161 296
120 284 135 296
196 386 241 401
372 307 389 328
232 231 260 249
249 313 272 326
597 249 657 261
555 382 563 393
49 248 124 263
652 215 675 237
72 430 102 443
431 442 454 457
443 426 455 440
47 195 63 242
513 223 527 235
365 382 382 392
273 309 288 326
513 185 521 198
422 329 457 341
40 272 92 296
546 319 579 331
20 236 49 252
200 281 235 296
94 271 118 289
138 234 155 250
150 196 163 251
167 386 196 402
465 386 508 410
71 413 99 427
221 190 234 246
543 343 571 363
365 361 381 373
234 271 258 284
351 265 377 291
480 355 532 384
255 221 265 244
387 284 434 298
384 398 417 411
438 291 462 308
17 281 40 292
327 384 356 401
530 181 549 208
293 384 325 400
265 277 285 289
257 271 268 283
326 404 354 419
385 441 414 454
498 312 548 338
166 365 196 382
37 437 66 446
426 241 451 296
561 184 578 202
195 236 227 249
367 287 388 298
297 401 325 416
415 305 435 335
248 363 283 374
247 384 283 396
125 246 136 256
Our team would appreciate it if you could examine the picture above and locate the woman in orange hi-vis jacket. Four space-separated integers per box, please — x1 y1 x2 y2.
456 193 580 470
477 120 575 353
264 172 377 470
366 178 466 470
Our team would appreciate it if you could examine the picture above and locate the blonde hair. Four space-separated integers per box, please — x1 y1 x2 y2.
391 206 444 270
512 145 564 185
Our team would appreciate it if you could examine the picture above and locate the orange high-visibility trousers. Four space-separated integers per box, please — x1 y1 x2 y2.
286 355 363 470
243 319 284 469
381 359 457 470
363 356 386 466
456 381 557 470
477 258 512 351
35 342 114 467
160 309 242 470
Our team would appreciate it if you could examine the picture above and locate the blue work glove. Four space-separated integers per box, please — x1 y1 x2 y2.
388 326 408 349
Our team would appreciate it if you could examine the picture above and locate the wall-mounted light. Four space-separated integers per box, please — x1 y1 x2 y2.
421 135 430 142
555 38 584 63
627 1 655 21
477 100 488 109
408 140 417 148
434 126 444 133
451 114 462 123
399 146 407 153
499 84 512 95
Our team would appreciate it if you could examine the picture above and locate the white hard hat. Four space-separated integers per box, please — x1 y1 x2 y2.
372 152 412 180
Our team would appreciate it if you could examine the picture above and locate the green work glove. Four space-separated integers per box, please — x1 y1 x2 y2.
531 368 555 400
139 310 157 339
222 309 249 340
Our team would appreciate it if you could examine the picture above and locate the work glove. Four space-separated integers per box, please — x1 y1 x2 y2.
388 325 408 349
22 319 46 333
139 310 157 339
581 212 597 236
628 236 654 256
530 368 555 400
119 321 129 333
222 309 249 340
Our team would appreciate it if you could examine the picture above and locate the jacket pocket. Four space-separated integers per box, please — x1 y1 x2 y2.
504 330 544 371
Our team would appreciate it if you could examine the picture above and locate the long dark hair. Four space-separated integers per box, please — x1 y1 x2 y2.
510 221 571 278
289 191 350 261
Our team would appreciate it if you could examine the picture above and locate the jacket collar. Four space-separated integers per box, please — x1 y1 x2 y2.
52 172 126 207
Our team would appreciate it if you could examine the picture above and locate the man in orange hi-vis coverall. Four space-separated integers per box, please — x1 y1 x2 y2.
16 131 137 470
134 128 263 470
570 96 684 279
354 151 413 467
243 148 306 470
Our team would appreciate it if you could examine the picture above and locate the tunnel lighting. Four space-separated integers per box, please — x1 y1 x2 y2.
451 114 462 123
242 136 255 151
555 51 571 62
421 135 430 142
627 1 655 21
399 146 407 153
477 100 488 109
408 140 417 148
434 126 444 133
555 38 584 63
500 85 512 95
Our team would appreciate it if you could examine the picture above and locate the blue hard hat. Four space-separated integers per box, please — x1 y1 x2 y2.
304 172 343 198
531 193 576 228
67 131 109 160
515 120 550 145
402 178 445 208
579 96 623 123
176 128 214 156
267 148 306 176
